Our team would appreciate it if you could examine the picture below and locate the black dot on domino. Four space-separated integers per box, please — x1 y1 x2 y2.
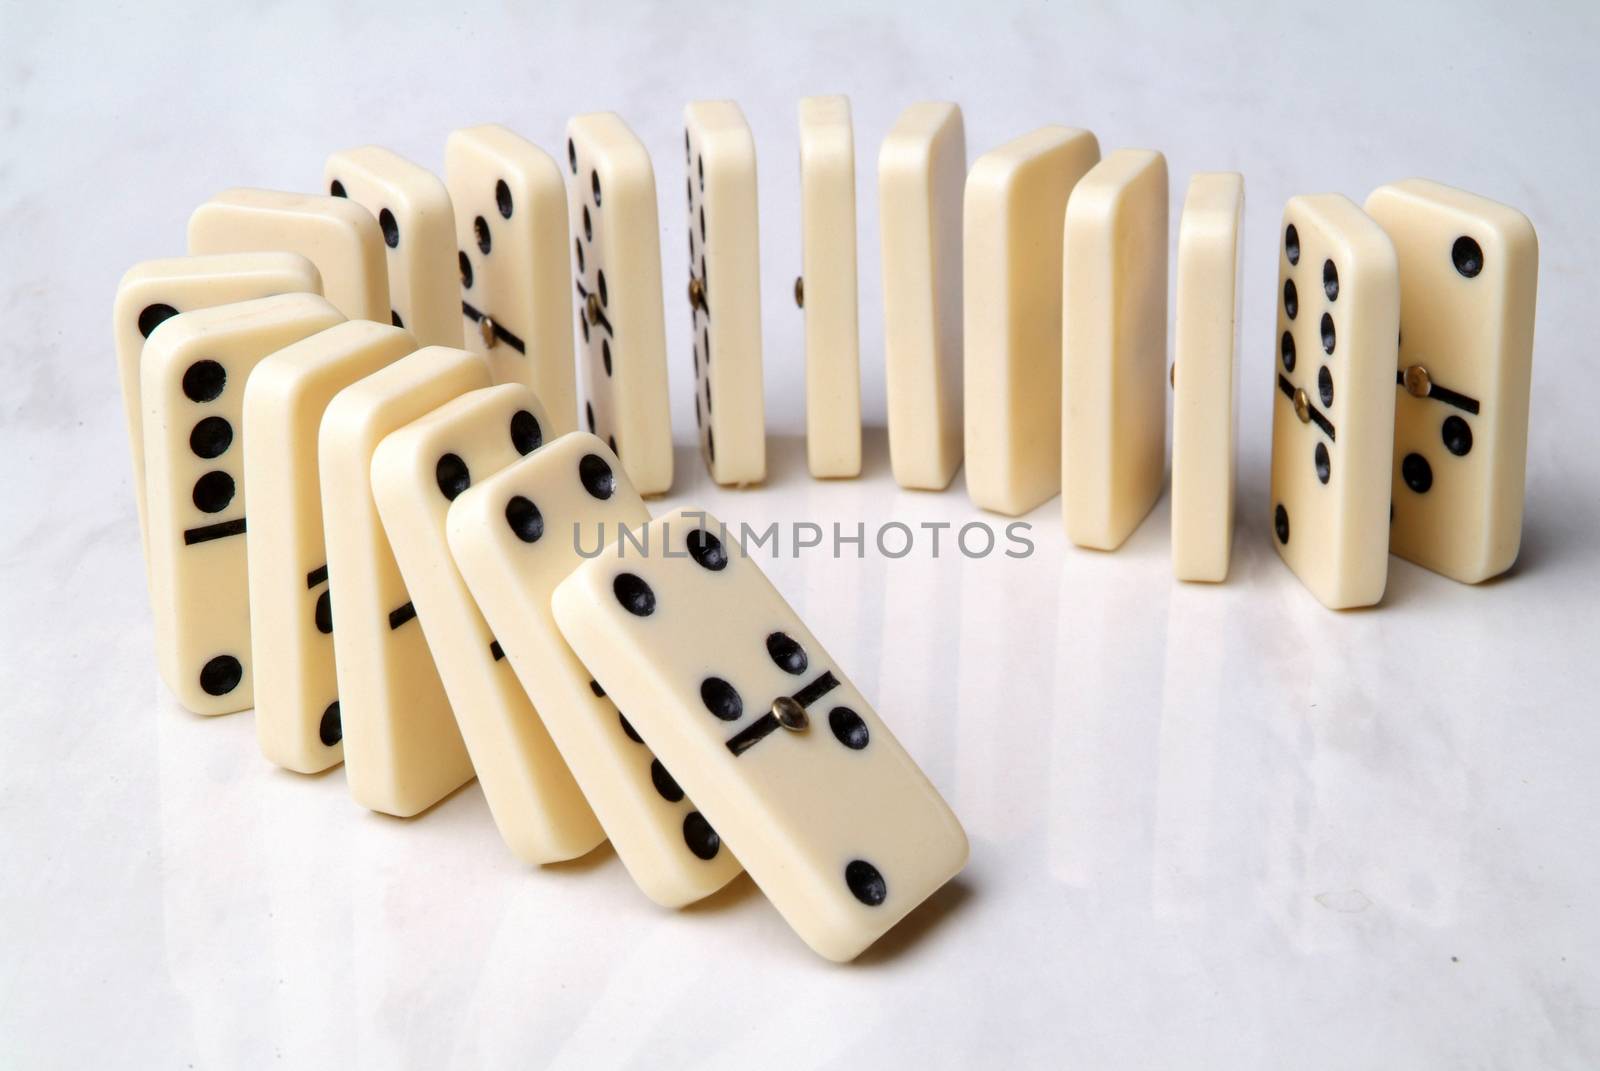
683 812 721 860
567 138 576 174
591 170 601 207
182 360 226 403
435 453 470 500
698 206 705 242
1323 259 1339 301
697 155 704 191
1402 452 1433 493
199 655 243 697
650 759 684 803
192 471 235 513
700 676 742 721
683 130 690 162
329 179 347 198
687 528 726 571
391 310 404 329
829 707 870 750
580 311 590 343
138 303 180 339
314 590 333 633
598 270 608 307
189 416 233 459
495 179 513 219
1274 504 1290 545
1283 278 1298 320
474 216 491 255
459 251 473 289
319 702 342 746
702 326 710 365
509 409 543 455
579 453 614 500
1320 313 1336 355
589 679 605 698
583 206 592 242
1318 366 1334 408
845 859 887 906
618 711 642 743
766 631 808 675
574 237 584 274
379 209 399 249
585 402 596 434
1281 331 1296 372
613 573 656 617
1314 442 1330 485
1285 223 1300 265
707 427 716 464
1453 236 1484 278
1442 415 1473 456
505 495 544 543
602 339 612 376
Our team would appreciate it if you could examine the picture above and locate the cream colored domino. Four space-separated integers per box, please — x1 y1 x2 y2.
564 113 673 495
880 102 966 491
551 508 968 961
372 385 603 862
323 146 461 348
1062 149 1170 550
1365 179 1538 583
141 293 344 714
1170 172 1245 582
319 346 490 816
1270 195 1399 609
683 100 767 486
114 253 322 578
963 126 1101 515
797 95 861 479
446 124 579 427
188 189 389 322
446 434 744 903
243 321 417 774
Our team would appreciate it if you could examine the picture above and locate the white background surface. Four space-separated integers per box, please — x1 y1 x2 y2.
3 1 1598 1067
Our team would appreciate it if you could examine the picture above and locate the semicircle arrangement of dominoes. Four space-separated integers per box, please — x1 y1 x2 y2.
113 97 1538 961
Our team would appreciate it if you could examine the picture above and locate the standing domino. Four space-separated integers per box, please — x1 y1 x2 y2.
372 386 602 863
141 293 344 714
1170 173 1245 582
188 189 390 322
319 347 491 816
684 100 767 485
797 95 861 478
1270 195 1399 609
880 102 966 491
1365 179 1538 583
565 113 673 495
324 146 462 347
114 252 322 574
552 509 968 961
244 321 417 773
1062 149 1169 550
964 126 1101 515
446 124 579 425
447 433 744 904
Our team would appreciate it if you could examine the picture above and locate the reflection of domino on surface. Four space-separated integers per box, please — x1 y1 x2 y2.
1171 173 1244 582
797 94 861 479
447 433 744 905
963 125 1100 516
1062 148 1169 551
552 508 968 961
880 101 966 492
